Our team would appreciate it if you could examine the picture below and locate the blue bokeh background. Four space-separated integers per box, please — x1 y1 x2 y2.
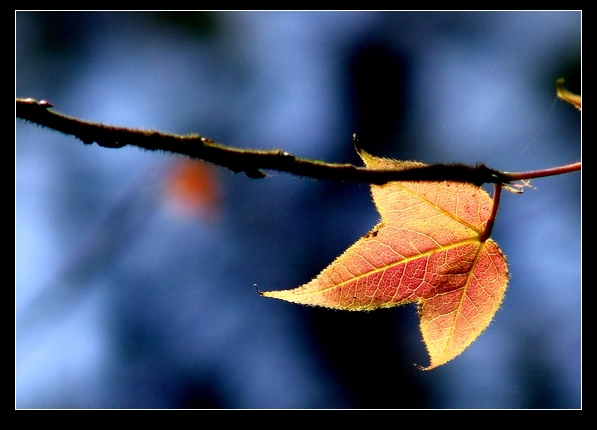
16 12 580 408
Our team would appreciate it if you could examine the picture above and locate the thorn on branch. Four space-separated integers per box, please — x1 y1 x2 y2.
18 98 53 109
96 140 127 149
277 150 295 160
245 169 267 179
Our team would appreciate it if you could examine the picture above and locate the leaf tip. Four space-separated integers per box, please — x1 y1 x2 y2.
414 363 434 371
556 78 581 111
257 286 300 303
253 284 264 296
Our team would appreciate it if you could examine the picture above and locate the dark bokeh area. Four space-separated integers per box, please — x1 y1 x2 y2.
16 12 580 409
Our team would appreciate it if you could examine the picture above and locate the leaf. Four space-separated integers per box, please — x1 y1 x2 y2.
261 150 509 369
556 78 581 111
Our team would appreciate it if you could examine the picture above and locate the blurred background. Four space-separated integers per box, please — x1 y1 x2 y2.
16 12 580 408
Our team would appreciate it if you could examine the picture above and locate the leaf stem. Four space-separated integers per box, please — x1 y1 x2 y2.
480 184 502 242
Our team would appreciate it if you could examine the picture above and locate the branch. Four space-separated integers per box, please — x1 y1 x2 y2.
504 162 581 181
16 98 580 186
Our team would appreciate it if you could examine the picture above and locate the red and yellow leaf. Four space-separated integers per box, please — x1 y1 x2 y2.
262 151 509 369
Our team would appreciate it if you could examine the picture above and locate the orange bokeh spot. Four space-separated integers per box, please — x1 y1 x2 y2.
164 158 221 219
